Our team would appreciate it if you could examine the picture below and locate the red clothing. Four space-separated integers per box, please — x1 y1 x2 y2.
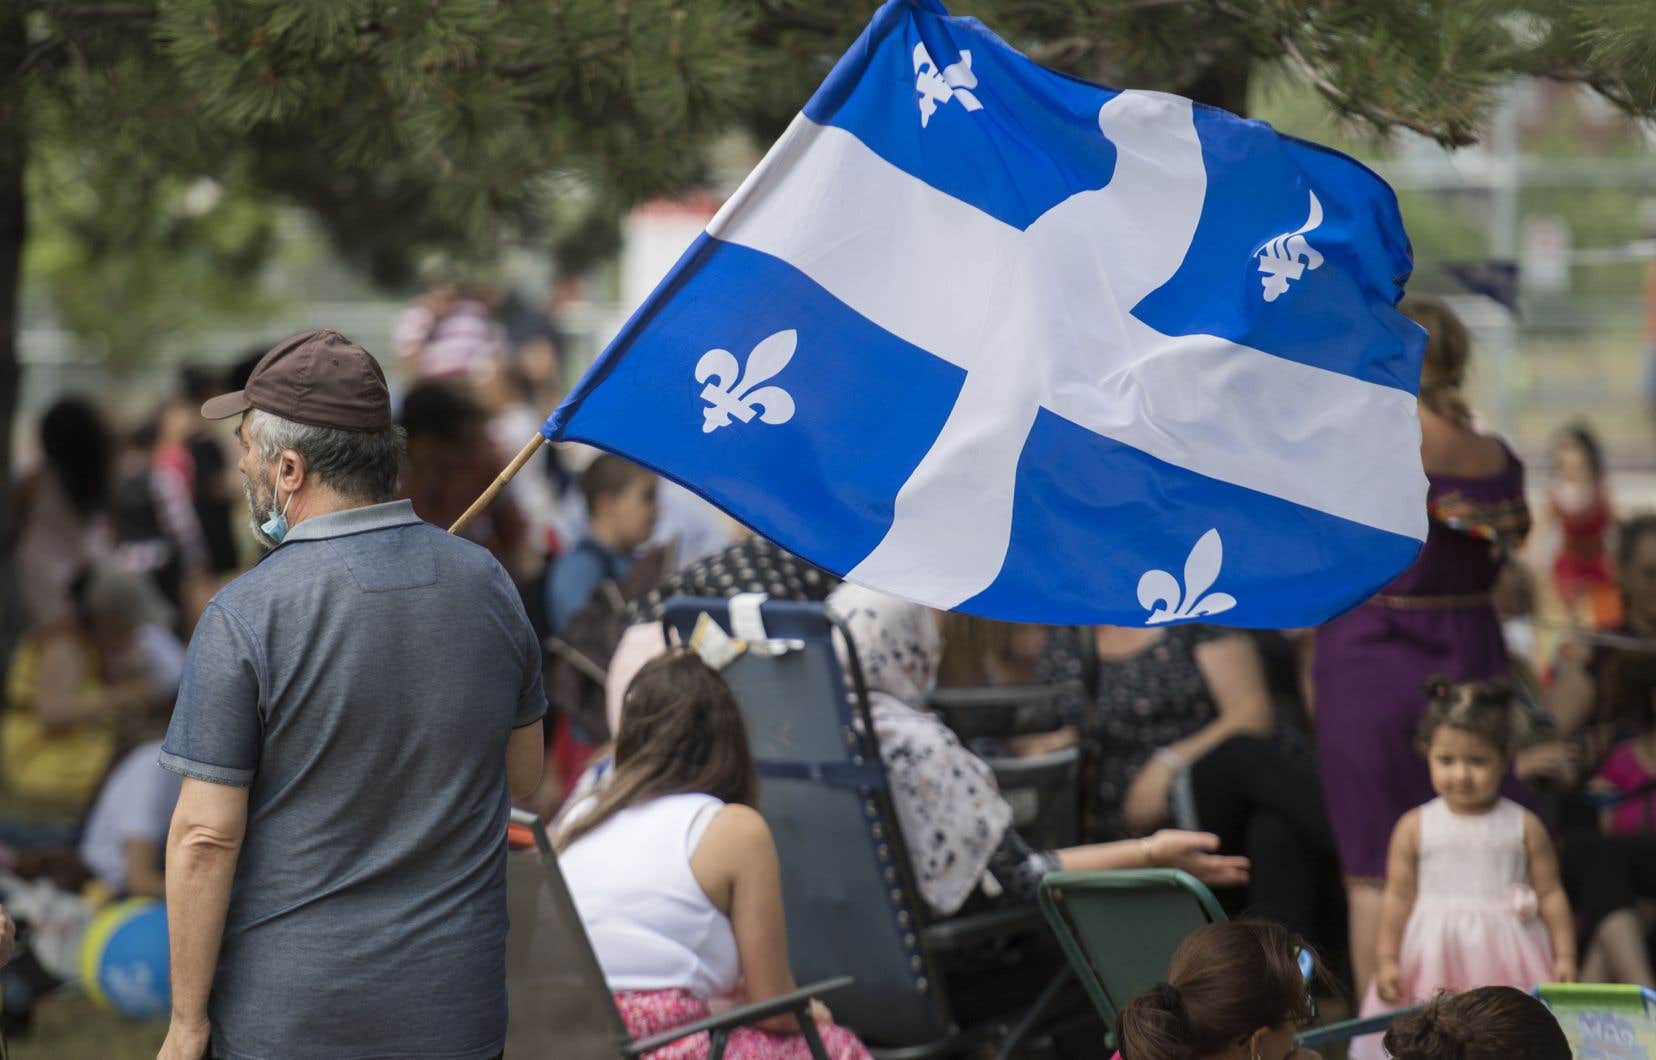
1595 741 1656 836
1550 487 1614 607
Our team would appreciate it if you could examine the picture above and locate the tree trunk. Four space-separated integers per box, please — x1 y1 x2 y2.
1180 51 1253 118
0 5 27 644
0 141 23 516
0 7 23 505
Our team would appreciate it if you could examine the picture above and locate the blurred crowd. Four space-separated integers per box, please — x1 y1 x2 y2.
3 287 1656 1053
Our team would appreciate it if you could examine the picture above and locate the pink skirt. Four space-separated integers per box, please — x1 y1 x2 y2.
614 989 872 1060
1348 901 1555 1060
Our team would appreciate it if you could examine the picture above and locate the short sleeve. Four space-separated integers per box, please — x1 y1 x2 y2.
1185 624 1242 649
141 765 185 841
509 577 548 729
159 602 265 787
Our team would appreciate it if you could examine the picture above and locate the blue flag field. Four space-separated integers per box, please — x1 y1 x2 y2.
544 0 1430 627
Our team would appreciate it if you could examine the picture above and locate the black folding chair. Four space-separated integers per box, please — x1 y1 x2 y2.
663 598 1085 1057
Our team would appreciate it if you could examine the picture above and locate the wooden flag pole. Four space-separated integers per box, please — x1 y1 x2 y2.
449 434 547 536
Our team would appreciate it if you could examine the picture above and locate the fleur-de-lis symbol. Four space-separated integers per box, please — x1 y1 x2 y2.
1137 529 1238 625
695 329 798 433
913 43 983 128
1257 190 1325 302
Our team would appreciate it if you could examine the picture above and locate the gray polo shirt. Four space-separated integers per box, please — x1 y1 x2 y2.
161 500 545 1060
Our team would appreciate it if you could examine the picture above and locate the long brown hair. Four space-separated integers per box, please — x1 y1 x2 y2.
1115 921 1319 1059
554 650 759 852
1402 296 1472 428
1381 986 1568 1059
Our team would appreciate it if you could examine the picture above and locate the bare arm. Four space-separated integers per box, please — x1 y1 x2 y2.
31 632 113 729
1525 810 1577 981
1546 642 1597 738
506 721 545 801
1375 810 1420 1003
1177 634 1275 762
693 805 818 1035
123 839 167 900
1056 829 1249 889
1123 635 1273 833
161 779 248 1059
0 906 14 968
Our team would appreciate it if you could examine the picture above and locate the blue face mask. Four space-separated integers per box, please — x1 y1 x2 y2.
261 478 294 544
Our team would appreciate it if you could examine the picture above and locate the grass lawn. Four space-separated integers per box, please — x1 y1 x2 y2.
7 990 165 1060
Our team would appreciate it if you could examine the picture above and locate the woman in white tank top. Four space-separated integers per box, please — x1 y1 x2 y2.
556 651 870 1060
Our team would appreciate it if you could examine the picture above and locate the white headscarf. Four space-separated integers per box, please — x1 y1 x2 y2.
829 584 1013 916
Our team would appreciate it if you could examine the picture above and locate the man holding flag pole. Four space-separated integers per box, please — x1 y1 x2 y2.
158 331 546 1060
353 0 1424 1054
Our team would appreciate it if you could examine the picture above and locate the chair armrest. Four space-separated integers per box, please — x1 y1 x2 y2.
1294 1006 1424 1048
921 905 1044 953
623 976 854 1056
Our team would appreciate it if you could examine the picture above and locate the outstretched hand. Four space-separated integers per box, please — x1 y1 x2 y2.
1145 830 1249 887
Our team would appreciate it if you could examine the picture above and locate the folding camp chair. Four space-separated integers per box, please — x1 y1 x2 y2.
1036 869 1412 1050
928 683 1084 852
662 598 1083 1058
504 808 851 1059
1537 983 1656 1056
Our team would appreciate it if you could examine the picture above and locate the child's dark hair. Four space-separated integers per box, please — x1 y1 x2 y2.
1381 986 1568 1059
1555 420 1605 481
579 453 653 511
554 650 757 852
1115 921 1324 1060
1418 676 1520 758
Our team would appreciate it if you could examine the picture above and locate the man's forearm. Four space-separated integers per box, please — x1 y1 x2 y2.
165 827 242 1022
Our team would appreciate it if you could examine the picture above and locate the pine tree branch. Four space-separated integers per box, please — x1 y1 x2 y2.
15 36 70 80
752 1 840 36
45 4 153 20
1539 67 1639 116
1277 30 1475 147
1023 0 1209 67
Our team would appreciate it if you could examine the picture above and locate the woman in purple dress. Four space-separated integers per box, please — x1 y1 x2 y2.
1313 298 1531 997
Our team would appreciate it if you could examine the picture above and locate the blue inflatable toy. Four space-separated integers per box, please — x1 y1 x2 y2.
81 899 170 1019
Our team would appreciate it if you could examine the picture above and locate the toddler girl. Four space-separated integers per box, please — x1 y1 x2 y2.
1352 678 1574 1060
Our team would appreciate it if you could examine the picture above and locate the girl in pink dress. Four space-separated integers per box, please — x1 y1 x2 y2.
1351 678 1575 1060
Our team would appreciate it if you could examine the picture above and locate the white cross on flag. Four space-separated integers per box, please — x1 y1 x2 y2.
543 0 1429 627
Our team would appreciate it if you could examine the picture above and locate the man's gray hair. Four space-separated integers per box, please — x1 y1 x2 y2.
244 408 405 503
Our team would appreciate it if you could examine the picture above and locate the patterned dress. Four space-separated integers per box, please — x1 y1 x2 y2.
1313 444 1530 881
1037 624 1234 841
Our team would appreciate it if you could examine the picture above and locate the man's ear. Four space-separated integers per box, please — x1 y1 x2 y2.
276 448 308 495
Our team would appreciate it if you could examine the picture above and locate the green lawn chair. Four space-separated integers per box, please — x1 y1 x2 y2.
1537 983 1656 1057
1036 869 1412 1051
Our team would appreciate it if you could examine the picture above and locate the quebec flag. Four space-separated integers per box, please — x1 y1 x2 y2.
545 0 1429 628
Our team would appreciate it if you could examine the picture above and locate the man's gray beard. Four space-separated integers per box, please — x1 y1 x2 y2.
244 466 279 550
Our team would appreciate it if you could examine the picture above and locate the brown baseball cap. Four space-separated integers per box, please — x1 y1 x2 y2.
201 329 392 430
